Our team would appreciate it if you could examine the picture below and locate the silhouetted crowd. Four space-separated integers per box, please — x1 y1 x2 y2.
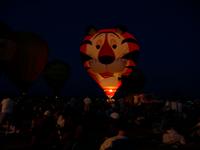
1 94 200 150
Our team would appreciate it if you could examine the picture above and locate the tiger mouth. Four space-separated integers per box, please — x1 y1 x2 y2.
85 65 134 71
99 72 114 78
88 59 125 72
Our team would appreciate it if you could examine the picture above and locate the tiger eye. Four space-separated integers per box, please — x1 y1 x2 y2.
96 45 100 49
112 44 117 49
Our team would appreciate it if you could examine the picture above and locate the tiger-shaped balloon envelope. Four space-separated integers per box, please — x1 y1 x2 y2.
80 26 140 98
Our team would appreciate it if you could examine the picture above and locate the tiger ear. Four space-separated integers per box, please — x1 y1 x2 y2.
115 25 127 34
85 26 97 35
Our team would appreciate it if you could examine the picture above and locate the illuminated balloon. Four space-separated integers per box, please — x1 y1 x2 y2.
80 27 140 98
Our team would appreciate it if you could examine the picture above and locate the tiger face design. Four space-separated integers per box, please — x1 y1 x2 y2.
80 27 140 98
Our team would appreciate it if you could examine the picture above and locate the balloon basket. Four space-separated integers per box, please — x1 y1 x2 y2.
106 98 115 103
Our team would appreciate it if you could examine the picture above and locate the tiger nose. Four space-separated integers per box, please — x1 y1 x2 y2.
99 56 115 64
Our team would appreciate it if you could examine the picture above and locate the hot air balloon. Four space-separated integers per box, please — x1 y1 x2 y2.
80 26 140 99
6 32 48 94
43 59 70 96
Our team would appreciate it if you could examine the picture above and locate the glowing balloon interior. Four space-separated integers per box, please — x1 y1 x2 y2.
80 27 140 98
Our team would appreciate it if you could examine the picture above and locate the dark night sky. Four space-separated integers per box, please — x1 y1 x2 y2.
0 0 199 98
